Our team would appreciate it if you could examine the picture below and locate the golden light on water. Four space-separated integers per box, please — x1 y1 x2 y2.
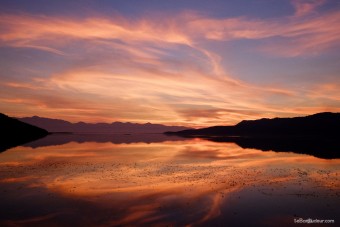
0 138 339 225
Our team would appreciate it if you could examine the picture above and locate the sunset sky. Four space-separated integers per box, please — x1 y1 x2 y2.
0 0 339 127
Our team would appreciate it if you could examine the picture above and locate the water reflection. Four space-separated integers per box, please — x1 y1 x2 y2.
20 133 340 159
0 134 339 226
23 133 189 148
201 136 340 159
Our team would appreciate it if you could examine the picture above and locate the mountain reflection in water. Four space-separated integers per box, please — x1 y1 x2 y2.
22 133 340 159
0 133 339 226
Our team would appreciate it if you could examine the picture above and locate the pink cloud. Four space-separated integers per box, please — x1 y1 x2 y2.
1 8 339 57
0 9 339 126
291 0 326 17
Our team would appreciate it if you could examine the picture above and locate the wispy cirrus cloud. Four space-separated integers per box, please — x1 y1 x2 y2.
0 1 339 126
1 5 339 56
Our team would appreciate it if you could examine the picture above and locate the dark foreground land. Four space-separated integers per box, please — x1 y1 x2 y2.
0 113 49 152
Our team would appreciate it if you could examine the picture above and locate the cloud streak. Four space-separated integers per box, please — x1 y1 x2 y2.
0 2 339 126
1 6 339 56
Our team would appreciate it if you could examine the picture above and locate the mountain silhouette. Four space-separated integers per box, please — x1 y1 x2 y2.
0 113 49 152
166 112 340 136
19 116 191 133
166 112 340 159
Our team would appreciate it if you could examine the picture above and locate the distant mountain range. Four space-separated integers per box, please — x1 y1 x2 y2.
18 116 191 133
166 112 340 137
2 112 339 159
0 113 48 152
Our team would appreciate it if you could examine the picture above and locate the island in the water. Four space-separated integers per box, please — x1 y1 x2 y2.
0 113 49 152
166 112 340 159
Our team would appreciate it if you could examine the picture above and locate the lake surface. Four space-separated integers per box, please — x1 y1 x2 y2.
0 133 339 226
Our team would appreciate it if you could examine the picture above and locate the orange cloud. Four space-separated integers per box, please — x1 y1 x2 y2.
1 8 339 57
0 14 192 52
0 9 339 126
1 62 338 127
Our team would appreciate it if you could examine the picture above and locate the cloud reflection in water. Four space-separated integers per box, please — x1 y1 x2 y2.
0 134 339 226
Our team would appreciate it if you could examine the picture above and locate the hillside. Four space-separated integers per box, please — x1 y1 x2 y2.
0 113 49 152
166 112 340 137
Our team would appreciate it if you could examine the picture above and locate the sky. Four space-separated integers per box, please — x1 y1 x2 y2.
0 0 339 127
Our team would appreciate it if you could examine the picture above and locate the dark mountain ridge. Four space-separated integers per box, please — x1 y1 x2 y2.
19 116 191 133
166 112 340 137
0 113 49 152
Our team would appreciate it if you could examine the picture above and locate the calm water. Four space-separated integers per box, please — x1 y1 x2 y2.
0 133 339 226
